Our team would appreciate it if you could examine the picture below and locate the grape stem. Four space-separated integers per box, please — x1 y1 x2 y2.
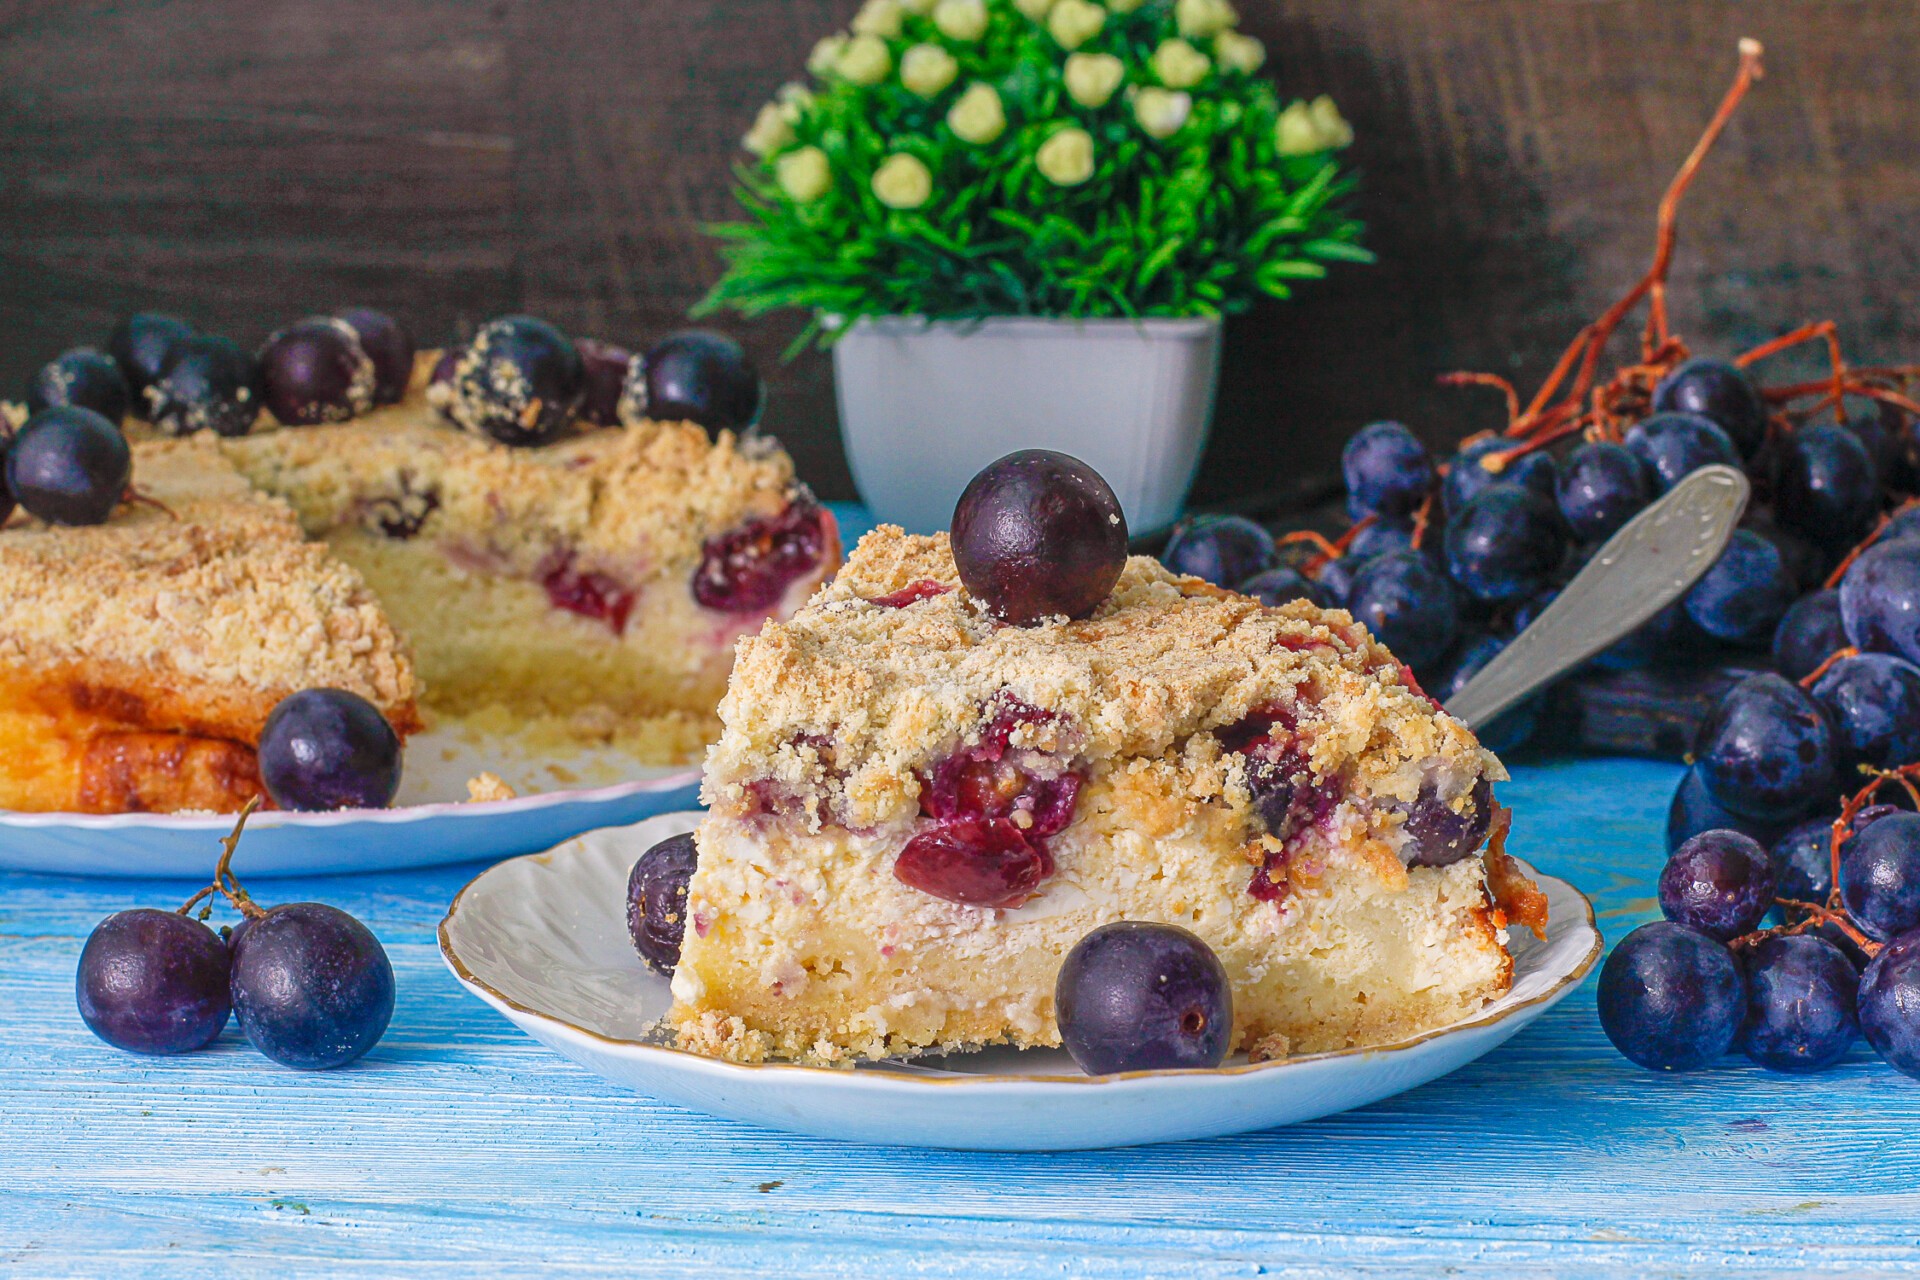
121 486 180 521
212 797 269 921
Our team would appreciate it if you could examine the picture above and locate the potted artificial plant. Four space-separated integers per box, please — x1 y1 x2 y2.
701 0 1367 533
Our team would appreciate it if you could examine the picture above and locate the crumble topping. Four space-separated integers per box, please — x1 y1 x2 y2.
704 526 1503 845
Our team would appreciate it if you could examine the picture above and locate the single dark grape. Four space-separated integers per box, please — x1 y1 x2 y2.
1345 549 1458 670
1443 434 1555 515
1162 514 1275 587
1345 519 1418 564
1859 928 1920 1078
1851 407 1914 493
1401 777 1497 868
950 450 1128 626
1658 829 1776 940
1341 421 1433 520
1811 653 1920 774
336 308 416 405
107 312 193 402
259 317 376 425
1054 921 1232 1074
1839 537 1920 666
1556 440 1652 542
1444 482 1566 604
1773 817 1841 904
445 316 584 446
1650 357 1768 458
1884 506 1920 545
628 330 763 431
1774 422 1878 548
1772 590 1850 683
1312 554 1359 608
577 338 634 427
145 334 261 438
1429 634 1535 754
1693 673 1836 824
1624 412 1741 493
1597 921 1745 1071
257 688 403 811
1744 513 1833 595
1667 765 1795 854
231 903 394 1069
1682 529 1797 646
28 347 131 422
1740 933 1858 1072
1839 811 1920 941
627 831 698 975
6 406 131 526
76 908 231 1055
1238 566 1330 609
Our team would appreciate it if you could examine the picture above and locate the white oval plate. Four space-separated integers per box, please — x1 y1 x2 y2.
0 725 698 879
441 812 1601 1151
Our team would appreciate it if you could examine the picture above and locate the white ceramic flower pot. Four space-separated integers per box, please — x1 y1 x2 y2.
831 315 1222 536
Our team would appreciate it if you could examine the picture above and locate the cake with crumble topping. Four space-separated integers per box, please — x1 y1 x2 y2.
0 345 837 813
668 525 1545 1065
219 357 838 759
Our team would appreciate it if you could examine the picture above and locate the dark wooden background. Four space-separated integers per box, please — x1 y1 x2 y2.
2 1 1915 506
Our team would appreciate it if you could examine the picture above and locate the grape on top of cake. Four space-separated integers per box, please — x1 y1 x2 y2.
649 451 1547 1070
0 309 839 814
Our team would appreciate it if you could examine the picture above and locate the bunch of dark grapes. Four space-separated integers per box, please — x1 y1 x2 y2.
1602 773 1920 1080
77 798 395 1070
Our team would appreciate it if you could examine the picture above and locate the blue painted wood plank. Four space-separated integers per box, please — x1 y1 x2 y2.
5 757 1920 1278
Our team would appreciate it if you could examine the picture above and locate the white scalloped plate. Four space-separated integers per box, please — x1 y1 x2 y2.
441 812 1601 1151
0 724 698 879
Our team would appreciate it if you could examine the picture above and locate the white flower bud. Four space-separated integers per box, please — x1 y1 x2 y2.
900 43 959 97
1308 94 1354 149
1274 101 1318 155
1036 127 1094 186
1152 38 1211 89
947 82 1007 143
807 34 848 76
852 0 904 38
1047 0 1105 49
1132 86 1191 139
743 102 796 156
777 81 814 122
1215 31 1265 74
872 153 933 209
777 146 832 201
933 0 989 41
1063 52 1125 108
835 34 893 85
1013 0 1054 19
1175 0 1236 39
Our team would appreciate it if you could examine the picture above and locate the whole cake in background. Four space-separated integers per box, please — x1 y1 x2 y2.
0 310 839 814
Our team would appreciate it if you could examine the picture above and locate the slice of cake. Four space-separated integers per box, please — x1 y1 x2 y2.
219 364 839 760
669 525 1543 1065
0 441 419 813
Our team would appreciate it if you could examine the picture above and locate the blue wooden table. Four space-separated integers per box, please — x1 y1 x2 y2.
7 756 1920 1277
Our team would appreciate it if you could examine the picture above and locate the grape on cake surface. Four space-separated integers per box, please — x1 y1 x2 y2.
668 525 1544 1066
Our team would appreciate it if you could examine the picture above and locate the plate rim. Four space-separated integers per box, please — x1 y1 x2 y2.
439 816 1603 1089
0 767 701 833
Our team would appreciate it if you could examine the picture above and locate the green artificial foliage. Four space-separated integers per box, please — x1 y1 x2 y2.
698 0 1370 351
